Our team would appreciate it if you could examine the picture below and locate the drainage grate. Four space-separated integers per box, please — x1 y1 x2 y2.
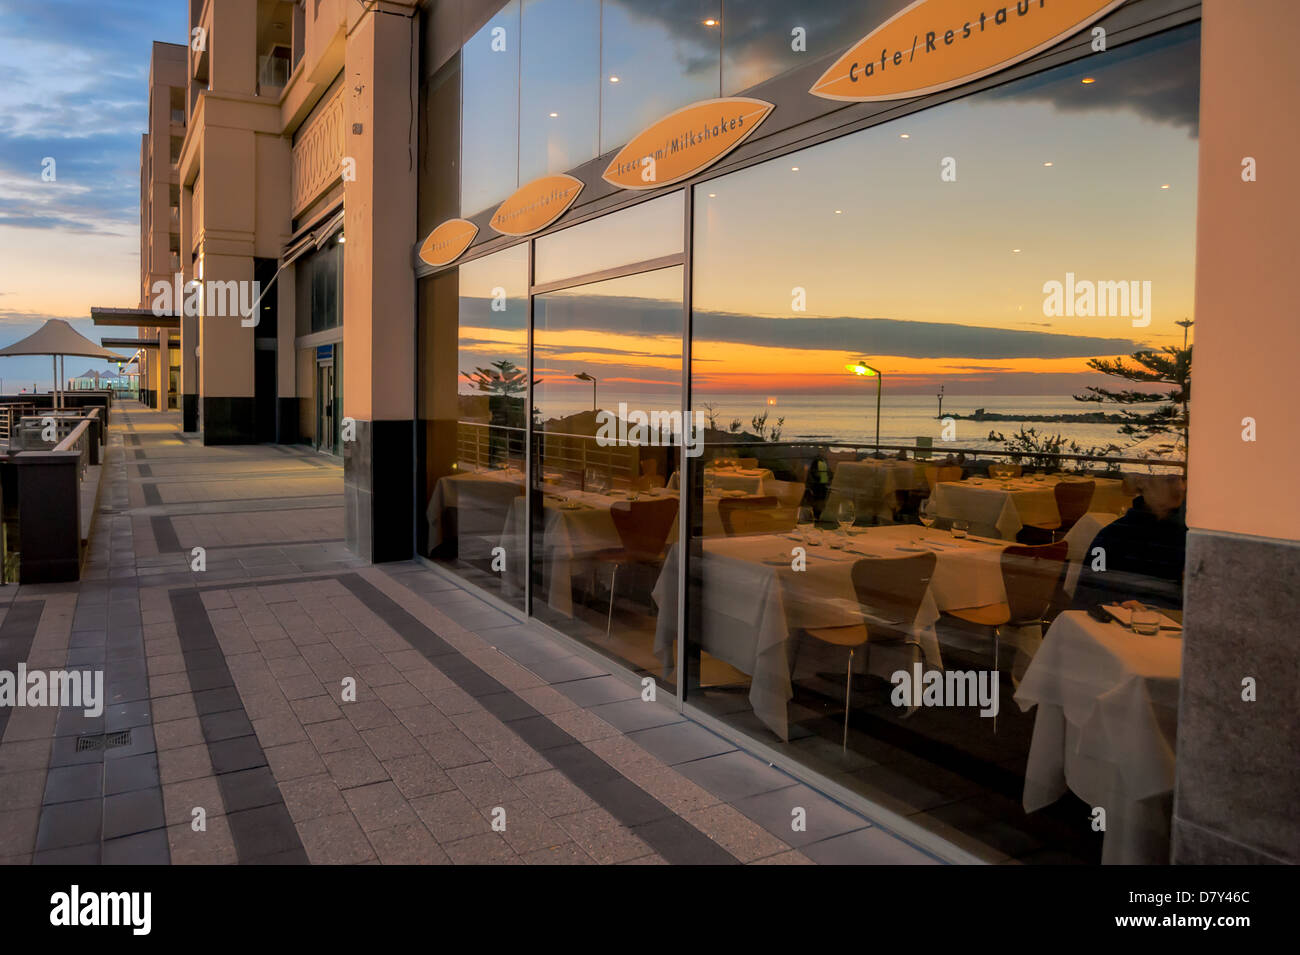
75 730 132 752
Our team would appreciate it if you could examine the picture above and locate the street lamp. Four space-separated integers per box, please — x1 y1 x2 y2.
573 372 597 412
845 359 883 455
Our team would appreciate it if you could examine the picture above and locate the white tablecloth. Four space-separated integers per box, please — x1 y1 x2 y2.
932 475 1131 540
651 525 1013 740
826 460 927 520
1015 610 1181 864
670 466 776 496
426 468 524 551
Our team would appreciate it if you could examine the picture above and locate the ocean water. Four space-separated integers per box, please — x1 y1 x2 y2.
532 391 1137 452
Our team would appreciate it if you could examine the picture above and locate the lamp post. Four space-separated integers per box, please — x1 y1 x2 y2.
845 360 883 455
574 372 597 412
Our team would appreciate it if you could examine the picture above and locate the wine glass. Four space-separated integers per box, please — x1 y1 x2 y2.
918 499 936 530
837 500 856 535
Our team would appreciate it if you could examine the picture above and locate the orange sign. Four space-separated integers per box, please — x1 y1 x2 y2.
603 97 775 190
810 0 1126 102
489 174 584 236
418 218 478 267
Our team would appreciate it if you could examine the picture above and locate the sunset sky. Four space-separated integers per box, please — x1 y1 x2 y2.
0 0 183 389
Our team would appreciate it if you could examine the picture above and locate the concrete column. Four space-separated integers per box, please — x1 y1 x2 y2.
276 261 298 442
341 2 419 562
198 252 256 442
1173 0 1300 864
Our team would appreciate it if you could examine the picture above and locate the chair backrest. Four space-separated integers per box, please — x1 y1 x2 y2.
924 465 963 491
609 497 680 561
718 495 787 536
1053 480 1095 528
1001 541 1069 624
850 552 937 631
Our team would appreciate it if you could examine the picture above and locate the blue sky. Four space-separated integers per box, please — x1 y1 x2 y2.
0 0 184 389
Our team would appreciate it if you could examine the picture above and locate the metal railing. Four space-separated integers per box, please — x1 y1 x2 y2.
0 402 36 444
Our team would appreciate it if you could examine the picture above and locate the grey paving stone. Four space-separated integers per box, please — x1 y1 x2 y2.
587 698 684 734
103 789 166 840
555 674 640 707
801 826 944 865
628 721 737 765
675 751 798 803
730 783 870 848
42 763 104 805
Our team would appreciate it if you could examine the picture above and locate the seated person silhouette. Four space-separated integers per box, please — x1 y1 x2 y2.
1072 474 1187 612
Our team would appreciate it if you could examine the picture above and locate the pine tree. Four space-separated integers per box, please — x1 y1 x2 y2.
1073 342 1191 456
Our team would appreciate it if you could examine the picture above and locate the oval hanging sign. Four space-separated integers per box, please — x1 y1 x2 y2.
489 174 584 236
810 0 1127 102
603 97 775 190
419 218 478 267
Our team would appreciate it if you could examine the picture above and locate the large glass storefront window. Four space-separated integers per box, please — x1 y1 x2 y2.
421 0 1200 863
519 0 600 184
681 24 1198 864
530 266 684 688
461 0 521 217
420 244 530 607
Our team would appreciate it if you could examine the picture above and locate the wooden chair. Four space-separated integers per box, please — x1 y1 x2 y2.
924 465 963 492
801 553 937 751
718 496 791 536
1021 480 1095 543
593 498 680 638
945 539 1067 664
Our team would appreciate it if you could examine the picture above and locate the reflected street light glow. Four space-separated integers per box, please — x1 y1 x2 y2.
846 360 884 454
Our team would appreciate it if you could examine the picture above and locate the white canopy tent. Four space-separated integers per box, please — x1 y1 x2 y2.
0 319 125 410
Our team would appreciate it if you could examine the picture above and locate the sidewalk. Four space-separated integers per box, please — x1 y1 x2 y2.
0 403 941 864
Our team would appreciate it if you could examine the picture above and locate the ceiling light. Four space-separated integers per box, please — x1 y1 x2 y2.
899 133 910 139
1081 76 1096 84
609 76 620 83
703 19 719 27
549 112 558 117
1043 161 1053 166
791 166 799 171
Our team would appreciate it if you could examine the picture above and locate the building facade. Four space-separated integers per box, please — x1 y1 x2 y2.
130 0 1298 865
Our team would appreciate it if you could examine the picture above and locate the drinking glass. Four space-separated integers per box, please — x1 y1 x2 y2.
918 500 936 529
837 500 856 534
951 519 969 540
1131 608 1160 636
796 506 815 544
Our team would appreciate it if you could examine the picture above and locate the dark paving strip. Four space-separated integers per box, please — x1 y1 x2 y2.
138 464 153 478
151 515 182 554
142 483 162 506
0 600 46 742
126 434 141 446
133 449 147 460
337 574 737 865
169 590 308 864
35 586 173 864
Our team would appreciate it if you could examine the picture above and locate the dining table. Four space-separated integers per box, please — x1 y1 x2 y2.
826 459 928 521
931 474 1132 541
669 465 776 496
425 466 525 552
651 524 1016 741
1015 609 1182 864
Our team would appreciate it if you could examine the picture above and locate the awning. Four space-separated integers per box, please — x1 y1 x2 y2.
89 307 179 330
281 203 343 265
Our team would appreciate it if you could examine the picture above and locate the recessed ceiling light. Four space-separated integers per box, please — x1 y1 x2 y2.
708 193 716 198
1043 161 1053 166
1012 248 1021 253
703 19 719 27
791 166 799 171
549 112 558 117
899 133 910 139
834 209 842 214
1081 76 1096 84
1161 183 1170 189
609 76 620 83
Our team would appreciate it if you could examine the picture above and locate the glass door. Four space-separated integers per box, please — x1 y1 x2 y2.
316 360 335 454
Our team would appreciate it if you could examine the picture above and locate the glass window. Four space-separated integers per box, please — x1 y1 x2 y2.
599 0 721 154
461 1 521 217
681 25 1199 864
535 191 683 285
530 266 684 689
721 0 909 94
419 53 461 238
419 243 530 607
309 241 342 333
519 0 600 185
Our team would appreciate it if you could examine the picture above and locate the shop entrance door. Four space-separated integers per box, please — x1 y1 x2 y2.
316 359 336 454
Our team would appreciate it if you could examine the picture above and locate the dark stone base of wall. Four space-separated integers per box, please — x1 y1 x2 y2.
344 418 413 563
1172 528 1300 864
277 396 299 444
201 396 256 446
139 388 156 409
182 393 198 432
